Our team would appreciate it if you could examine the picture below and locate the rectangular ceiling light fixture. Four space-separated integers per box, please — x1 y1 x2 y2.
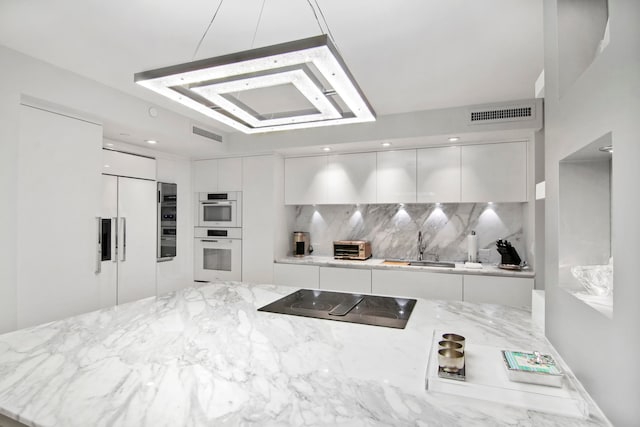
134 35 376 134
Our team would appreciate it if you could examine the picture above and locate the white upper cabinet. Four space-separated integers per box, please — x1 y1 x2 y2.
281 141 528 205
461 142 527 202
102 149 156 181
193 158 242 192
326 152 377 204
193 159 218 192
218 158 242 191
377 150 417 203
285 156 327 205
417 146 461 203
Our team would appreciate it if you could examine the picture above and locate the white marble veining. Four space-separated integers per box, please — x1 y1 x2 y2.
276 256 535 278
0 283 606 427
288 203 525 264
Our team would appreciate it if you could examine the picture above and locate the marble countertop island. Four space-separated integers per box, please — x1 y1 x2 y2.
0 283 606 426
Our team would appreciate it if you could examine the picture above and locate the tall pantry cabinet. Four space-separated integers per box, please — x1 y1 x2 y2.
17 105 104 328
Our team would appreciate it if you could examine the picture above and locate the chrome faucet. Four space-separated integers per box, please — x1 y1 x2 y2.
417 231 427 261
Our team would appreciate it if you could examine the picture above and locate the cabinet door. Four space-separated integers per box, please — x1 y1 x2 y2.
417 146 461 203
16 106 103 328
243 156 275 283
377 150 417 203
102 149 155 180
284 156 327 205
463 275 533 307
326 152 377 204
320 267 372 293
117 177 158 304
461 142 527 202
273 263 320 289
372 269 463 300
193 159 218 193
218 157 242 191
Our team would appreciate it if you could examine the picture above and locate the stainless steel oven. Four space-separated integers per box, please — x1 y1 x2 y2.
194 227 242 282
196 192 242 227
158 182 177 260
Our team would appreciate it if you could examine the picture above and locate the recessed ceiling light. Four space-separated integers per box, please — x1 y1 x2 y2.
105 143 114 147
448 137 460 142
104 164 110 168
322 147 331 152
146 139 158 144
381 142 392 147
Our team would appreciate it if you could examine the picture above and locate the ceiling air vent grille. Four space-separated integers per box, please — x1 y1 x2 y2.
471 107 532 122
467 102 536 125
192 125 223 143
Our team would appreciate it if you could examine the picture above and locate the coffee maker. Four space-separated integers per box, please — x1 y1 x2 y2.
292 231 313 257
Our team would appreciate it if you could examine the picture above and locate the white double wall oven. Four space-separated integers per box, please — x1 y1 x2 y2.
194 192 243 282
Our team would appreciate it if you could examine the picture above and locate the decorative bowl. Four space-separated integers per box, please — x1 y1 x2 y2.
571 263 613 296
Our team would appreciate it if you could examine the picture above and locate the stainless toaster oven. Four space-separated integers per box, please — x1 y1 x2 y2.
333 240 372 260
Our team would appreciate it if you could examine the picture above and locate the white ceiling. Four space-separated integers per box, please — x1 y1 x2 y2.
0 0 543 154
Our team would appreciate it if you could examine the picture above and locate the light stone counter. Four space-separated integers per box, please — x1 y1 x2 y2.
275 256 535 278
0 282 606 427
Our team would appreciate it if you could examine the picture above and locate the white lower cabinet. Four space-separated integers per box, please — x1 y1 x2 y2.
273 264 320 289
371 269 463 300
463 275 534 308
319 267 372 294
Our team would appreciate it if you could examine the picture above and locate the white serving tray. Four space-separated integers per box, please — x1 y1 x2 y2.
425 331 588 419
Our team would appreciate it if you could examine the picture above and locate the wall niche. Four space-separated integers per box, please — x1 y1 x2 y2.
557 0 609 97
558 132 612 317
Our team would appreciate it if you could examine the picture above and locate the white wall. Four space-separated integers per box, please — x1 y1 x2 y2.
0 82 19 333
225 100 543 156
544 0 640 424
0 45 207 332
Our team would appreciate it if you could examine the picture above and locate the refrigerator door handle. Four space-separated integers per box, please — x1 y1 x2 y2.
95 217 102 274
121 217 127 262
112 217 118 262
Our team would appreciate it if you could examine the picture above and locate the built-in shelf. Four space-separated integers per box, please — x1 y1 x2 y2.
558 132 612 318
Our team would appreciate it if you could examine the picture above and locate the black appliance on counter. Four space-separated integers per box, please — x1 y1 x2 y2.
258 289 417 329
496 239 521 266
158 182 177 260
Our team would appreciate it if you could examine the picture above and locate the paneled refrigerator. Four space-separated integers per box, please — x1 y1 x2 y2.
97 174 157 305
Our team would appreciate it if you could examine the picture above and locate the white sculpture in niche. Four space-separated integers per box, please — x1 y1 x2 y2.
571 258 613 296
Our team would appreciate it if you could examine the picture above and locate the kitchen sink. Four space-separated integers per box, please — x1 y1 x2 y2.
383 259 456 268
408 260 456 268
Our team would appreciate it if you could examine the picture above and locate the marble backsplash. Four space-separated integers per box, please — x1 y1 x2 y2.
287 203 525 263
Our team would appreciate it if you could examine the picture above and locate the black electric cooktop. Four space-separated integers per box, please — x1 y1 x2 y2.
258 289 417 329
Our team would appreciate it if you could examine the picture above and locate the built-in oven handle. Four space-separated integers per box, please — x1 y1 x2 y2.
200 201 232 205
121 217 127 262
95 217 102 274
201 239 219 243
